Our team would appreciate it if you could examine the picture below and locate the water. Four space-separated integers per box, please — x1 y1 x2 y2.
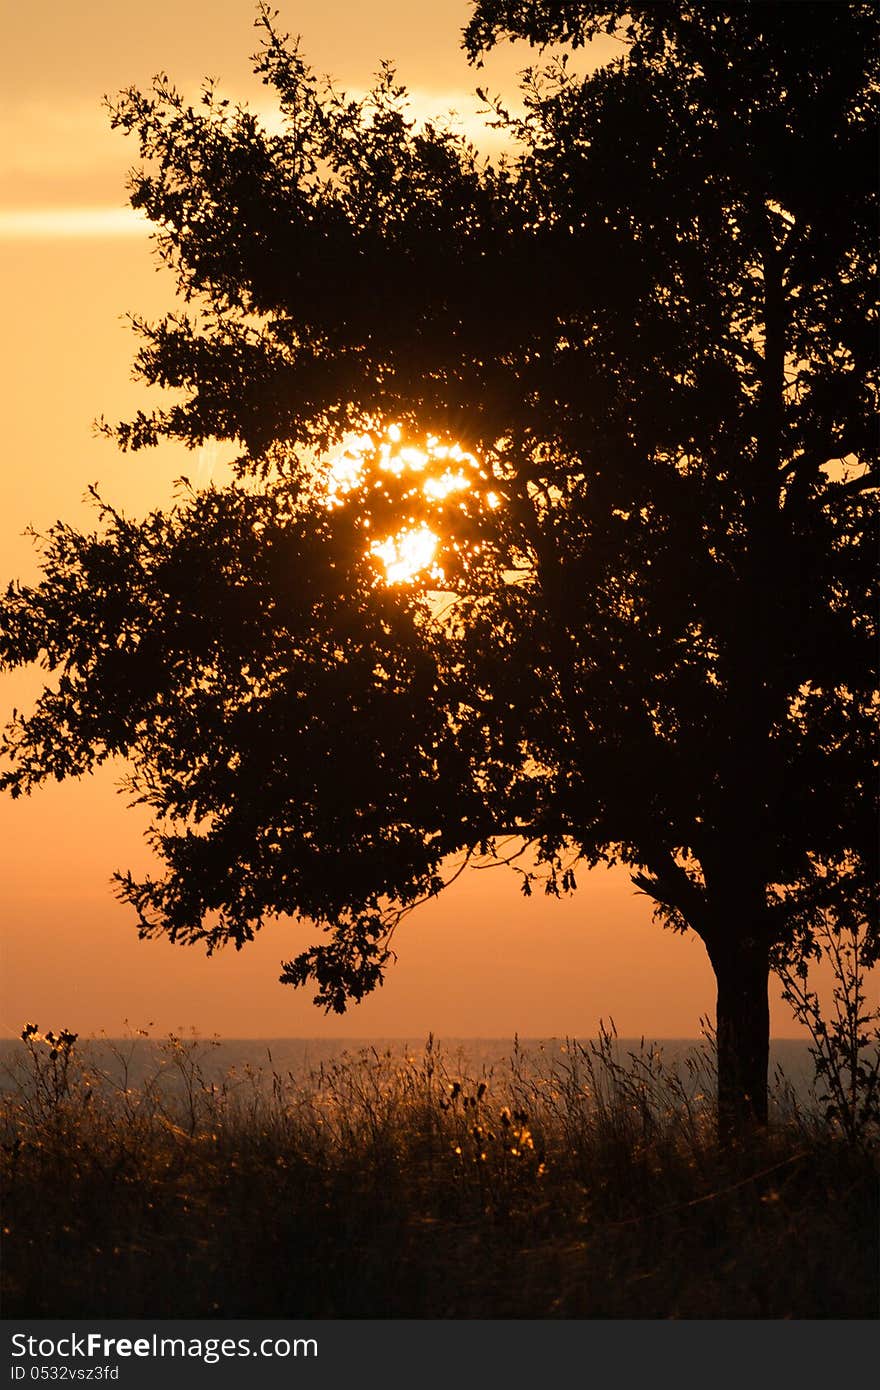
0 1034 820 1104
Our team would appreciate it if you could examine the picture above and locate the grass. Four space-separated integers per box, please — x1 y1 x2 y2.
1 1025 877 1318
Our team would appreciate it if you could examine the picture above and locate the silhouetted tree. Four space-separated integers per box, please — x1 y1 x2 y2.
1 2 876 1132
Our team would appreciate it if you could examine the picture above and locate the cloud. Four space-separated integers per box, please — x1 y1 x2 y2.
0 84 518 241
0 99 122 180
0 207 151 239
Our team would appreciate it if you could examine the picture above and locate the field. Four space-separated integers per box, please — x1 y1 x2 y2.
1 1027 877 1319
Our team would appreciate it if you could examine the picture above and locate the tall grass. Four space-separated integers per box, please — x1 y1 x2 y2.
1 1024 877 1318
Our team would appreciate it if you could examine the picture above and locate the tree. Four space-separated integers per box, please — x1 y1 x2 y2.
1 2 876 1133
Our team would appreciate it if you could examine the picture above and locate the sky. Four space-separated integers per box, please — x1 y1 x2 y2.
0 1 824 1041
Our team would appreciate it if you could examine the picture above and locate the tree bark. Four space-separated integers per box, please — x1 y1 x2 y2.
705 932 771 1138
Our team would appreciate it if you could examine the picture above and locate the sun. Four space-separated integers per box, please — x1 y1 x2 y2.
325 425 498 584
369 524 441 585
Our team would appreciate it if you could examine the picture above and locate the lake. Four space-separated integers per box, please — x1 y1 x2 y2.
0 1033 821 1107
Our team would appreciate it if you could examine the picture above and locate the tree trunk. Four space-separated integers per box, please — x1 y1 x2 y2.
706 933 771 1139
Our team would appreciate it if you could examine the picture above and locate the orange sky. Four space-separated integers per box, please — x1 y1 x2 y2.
0 1 823 1040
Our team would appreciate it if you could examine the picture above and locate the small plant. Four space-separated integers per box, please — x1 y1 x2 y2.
775 913 880 1145
14 1024 86 1119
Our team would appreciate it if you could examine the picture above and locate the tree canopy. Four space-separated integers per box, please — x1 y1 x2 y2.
1 1 876 1125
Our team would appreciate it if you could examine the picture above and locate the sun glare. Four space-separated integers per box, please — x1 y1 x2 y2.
369 525 441 584
325 426 491 584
